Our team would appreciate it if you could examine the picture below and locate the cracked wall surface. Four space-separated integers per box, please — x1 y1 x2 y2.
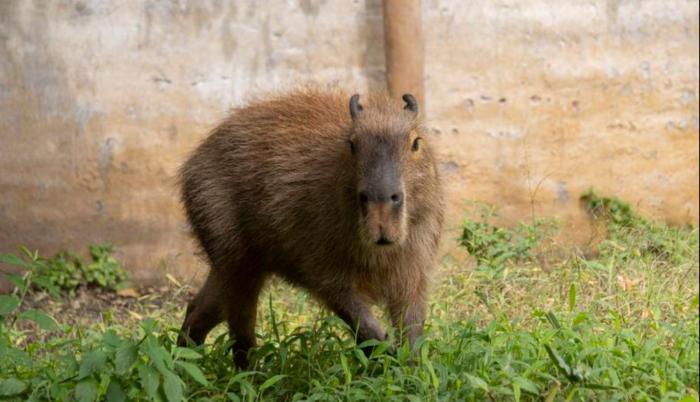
1 0 698 285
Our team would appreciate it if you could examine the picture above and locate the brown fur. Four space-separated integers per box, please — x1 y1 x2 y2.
177 87 444 367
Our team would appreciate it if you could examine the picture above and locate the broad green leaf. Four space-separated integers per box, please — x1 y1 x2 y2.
545 312 561 330
75 379 99 402
162 371 184 402
514 376 540 395
145 336 172 375
544 344 581 382
0 347 31 367
0 295 20 316
102 330 122 348
572 312 589 326
0 378 27 396
424 359 440 391
353 348 368 367
340 353 351 384
18 309 58 331
79 350 107 379
259 374 287 391
568 283 576 312
115 344 138 374
230 372 257 397
106 380 126 402
175 347 202 360
0 253 29 268
3 273 26 289
137 364 160 399
30 276 61 296
140 318 157 334
583 260 607 271
465 374 488 392
175 361 209 386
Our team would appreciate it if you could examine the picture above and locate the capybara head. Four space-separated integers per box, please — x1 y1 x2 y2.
347 93 434 248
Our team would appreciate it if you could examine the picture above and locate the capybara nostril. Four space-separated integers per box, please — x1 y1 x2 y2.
358 191 369 205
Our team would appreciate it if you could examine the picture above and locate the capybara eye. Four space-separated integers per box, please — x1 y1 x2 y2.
349 140 355 154
411 137 421 152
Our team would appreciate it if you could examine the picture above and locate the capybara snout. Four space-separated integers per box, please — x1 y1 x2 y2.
357 176 406 245
362 199 405 245
357 186 404 245
178 88 444 368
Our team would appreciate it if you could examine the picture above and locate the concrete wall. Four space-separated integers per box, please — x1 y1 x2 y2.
1 0 698 285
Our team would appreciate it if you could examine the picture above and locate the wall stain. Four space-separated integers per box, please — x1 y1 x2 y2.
299 0 327 17
556 181 570 204
220 2 238 60
606 0 620 31
138 2 153 48
356 0 386 91
74 2 92 17
98 137 116 186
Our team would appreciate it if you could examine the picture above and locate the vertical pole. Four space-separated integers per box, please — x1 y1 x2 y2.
382 0 425 108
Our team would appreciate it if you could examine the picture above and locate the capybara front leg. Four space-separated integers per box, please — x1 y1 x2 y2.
321 288 386 353
389 296 427 349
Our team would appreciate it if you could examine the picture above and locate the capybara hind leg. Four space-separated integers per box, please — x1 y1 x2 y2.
222 270 268 368
178 274 223 346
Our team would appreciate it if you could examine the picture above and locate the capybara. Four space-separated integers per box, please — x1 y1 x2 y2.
177 87 444 367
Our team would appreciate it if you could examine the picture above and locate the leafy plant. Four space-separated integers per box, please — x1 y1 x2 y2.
581 190 699 263
0 244 129 296
82 244 129 291
459 205 555 271
0 196 697 401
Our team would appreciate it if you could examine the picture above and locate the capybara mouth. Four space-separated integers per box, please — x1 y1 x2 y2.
376 237 394 246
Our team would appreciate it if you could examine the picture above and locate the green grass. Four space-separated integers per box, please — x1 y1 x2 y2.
0 192 698 401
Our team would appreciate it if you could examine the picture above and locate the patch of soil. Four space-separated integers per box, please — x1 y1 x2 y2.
14 285 195 331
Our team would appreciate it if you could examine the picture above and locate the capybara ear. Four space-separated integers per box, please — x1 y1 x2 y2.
349 94 363 120
402 94 418 114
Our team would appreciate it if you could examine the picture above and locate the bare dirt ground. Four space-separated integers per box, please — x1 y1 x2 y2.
16 285 193 332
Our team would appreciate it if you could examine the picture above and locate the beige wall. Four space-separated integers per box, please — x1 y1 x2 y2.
1 0 698 284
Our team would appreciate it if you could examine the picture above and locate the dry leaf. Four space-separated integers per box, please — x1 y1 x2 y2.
617 274 640 292
166 273 182 288
128 310 143 320
117 287 140 298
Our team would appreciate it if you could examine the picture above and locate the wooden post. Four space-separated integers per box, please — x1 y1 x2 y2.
382 0 425 108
